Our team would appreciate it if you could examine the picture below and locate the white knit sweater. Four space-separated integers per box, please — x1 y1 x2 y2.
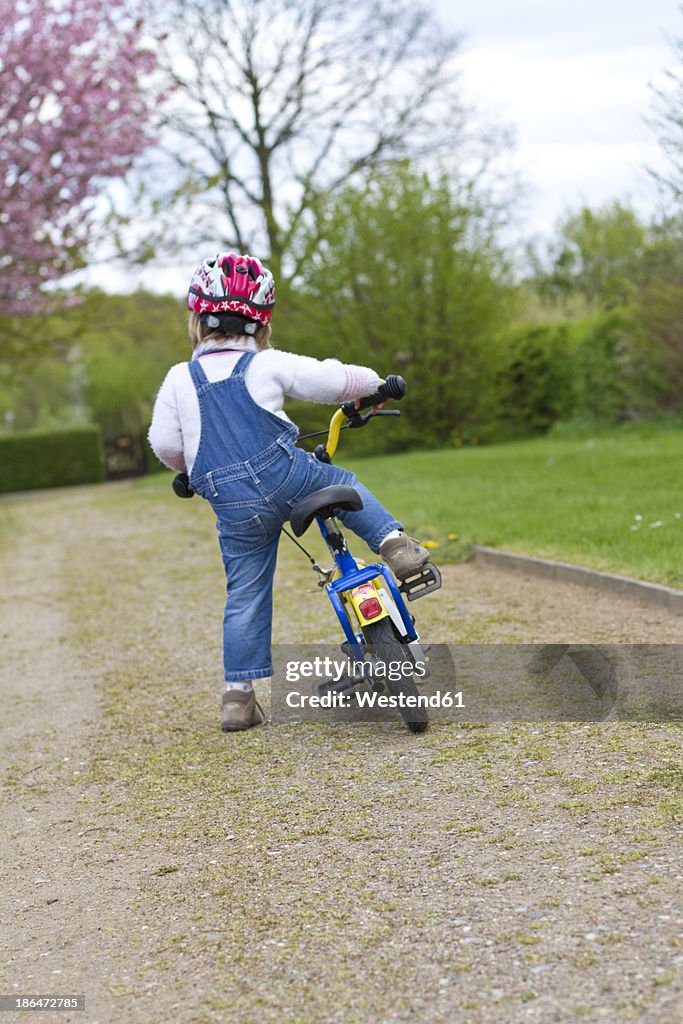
148 338 382 474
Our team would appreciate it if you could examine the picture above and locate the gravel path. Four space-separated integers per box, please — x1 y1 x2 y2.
0 480 681 1024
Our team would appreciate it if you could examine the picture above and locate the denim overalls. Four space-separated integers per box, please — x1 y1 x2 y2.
187 351 402 682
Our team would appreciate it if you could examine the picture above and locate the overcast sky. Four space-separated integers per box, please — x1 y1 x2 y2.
437 0 683 238
82 0 683 293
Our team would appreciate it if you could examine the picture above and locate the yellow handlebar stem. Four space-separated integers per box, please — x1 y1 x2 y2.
324 408 347 459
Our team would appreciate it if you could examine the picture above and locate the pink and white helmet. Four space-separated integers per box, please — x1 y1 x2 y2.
187 252 275 327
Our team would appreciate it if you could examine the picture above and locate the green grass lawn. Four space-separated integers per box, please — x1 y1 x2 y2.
339 422 683 587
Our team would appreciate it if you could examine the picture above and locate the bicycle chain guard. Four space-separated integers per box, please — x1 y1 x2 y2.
398 563 442 602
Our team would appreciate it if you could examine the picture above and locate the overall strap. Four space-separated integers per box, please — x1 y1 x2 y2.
231 350 257 379
187 358 209 389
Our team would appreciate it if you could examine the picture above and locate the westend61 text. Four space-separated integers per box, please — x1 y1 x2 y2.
285 656 429 684
285 690 464 709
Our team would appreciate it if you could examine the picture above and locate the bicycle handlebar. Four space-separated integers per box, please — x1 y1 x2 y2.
322 374 407 462
173 472 194 498
173 373 408 491
340 374 407 417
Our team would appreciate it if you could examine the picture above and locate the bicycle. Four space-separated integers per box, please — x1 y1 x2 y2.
173 375 442 733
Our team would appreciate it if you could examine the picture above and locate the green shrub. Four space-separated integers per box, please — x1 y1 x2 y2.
494 322 576 435
567 308 655 421
493 308 656 438
0 426 105 493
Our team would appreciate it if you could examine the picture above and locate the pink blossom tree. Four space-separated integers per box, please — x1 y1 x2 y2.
0 0 156 312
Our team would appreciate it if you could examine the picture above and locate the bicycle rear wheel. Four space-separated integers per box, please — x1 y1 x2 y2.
362 617 428 733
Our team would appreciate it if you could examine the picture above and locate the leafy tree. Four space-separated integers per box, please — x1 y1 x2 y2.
0 291 188 437
0 0 156 312
132 0 498 279
526 200 683 414
282 162 517 448
526 202 647 309
636 217 683 407
75 292 189 435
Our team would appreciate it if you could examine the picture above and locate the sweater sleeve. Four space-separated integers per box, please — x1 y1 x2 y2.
264 350 382 404
148 368 187 473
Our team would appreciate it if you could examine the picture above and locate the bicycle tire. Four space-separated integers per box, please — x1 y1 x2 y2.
362 617 428 734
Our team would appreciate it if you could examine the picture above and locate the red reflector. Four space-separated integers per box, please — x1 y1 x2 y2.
359 597 383 619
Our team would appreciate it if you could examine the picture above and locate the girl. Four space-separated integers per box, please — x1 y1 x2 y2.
149 252 429 731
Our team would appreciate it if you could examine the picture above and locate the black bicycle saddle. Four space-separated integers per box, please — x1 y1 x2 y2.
289 485 363 537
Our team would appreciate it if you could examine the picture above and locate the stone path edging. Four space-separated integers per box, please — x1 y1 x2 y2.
472 545 683 614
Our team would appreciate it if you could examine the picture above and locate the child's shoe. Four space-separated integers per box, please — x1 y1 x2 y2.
380 532 431 580
221 688 265 731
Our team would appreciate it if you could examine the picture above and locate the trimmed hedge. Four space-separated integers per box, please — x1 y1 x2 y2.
0 426 105 493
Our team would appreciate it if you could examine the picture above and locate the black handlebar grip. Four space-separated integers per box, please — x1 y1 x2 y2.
379 374 408 401
172 472 195 498
341 374 408 416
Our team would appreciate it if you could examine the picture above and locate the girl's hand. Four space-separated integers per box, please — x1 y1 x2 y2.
354 379 386 412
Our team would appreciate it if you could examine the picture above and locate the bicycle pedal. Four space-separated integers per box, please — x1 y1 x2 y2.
314 674 356 698
398 563 442 602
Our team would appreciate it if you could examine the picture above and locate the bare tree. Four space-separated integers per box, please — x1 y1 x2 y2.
649 15 683 204
140 0 469 279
